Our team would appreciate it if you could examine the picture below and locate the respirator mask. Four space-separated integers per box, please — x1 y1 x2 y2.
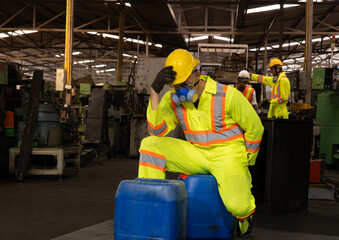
171 87 198 105
171 70 199 105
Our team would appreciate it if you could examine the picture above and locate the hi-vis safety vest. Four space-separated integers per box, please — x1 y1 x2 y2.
242 87 254 103
251 72 290 119
146 75 264 165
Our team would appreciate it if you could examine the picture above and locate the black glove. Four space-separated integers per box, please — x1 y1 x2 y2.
151 66 176 94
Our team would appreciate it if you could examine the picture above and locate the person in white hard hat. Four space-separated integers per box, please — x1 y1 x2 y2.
236 70 258 110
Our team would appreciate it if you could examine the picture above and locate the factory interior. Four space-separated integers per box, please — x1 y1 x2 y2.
0 0 339 239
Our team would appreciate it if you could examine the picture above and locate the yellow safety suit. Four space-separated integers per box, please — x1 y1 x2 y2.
138 75 264 219
251 72 290 119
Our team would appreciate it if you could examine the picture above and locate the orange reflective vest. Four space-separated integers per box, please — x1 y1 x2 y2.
242 86 254 103
146 75 264 165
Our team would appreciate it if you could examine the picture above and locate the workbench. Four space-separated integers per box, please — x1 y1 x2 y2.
9 145 81 178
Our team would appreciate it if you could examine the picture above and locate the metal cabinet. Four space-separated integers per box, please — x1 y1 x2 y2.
250 118 313 215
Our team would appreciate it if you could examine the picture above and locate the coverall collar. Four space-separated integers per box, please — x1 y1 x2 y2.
200 75 217 95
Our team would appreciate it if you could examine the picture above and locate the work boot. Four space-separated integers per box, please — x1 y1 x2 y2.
237 216 253 238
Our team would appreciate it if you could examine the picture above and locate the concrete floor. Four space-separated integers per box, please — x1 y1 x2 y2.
1 157 339 240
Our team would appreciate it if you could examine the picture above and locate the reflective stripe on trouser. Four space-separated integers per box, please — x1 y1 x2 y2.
138 136 256 219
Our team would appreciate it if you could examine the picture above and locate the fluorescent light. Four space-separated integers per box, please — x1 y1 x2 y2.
0 33 9 38
116 2 131 6
21 30 38 34
249 46 273 51
247 4 299 14
7 32 18 36
103 33 120 39
96 68 116 73
88 32 162 48
185 36 208 42
214 36 233 42
55 52 81 57
92 64 107 68
74 60 94 64
298 0 322 2
123 53 137 58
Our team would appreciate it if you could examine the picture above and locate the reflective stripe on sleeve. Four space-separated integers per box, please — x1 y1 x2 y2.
147 120 168 136
244 136 262 153
257 75 263 83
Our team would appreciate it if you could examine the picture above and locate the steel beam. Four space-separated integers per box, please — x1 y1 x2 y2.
117 5 124 82
0 27 337 36
75 16 106 30
37 11 66 29
0 2 31 28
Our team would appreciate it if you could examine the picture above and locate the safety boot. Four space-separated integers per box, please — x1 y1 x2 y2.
237 216 253 238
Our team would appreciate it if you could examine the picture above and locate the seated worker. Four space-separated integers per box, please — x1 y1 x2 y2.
138 49 264 237
236 70 258 110
250 59 291 119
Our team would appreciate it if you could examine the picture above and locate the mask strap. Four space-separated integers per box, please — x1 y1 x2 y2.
192 79 200 88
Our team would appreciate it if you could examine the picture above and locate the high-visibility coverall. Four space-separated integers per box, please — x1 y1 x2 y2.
251 72 290 119
138 75 264 219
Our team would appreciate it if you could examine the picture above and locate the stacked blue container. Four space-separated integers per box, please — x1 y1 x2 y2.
179 174 237 239
114 178 188 240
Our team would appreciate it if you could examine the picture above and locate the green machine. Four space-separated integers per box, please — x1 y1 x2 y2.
313 67 339 166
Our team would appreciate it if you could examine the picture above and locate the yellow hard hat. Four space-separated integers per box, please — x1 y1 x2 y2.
165 49 200 85
269 58 283 68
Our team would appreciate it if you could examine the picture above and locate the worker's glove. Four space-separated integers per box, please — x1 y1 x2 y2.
151 66 176 94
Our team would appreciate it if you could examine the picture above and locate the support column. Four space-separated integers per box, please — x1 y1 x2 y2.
33 0 36 28
146 36 149 57
305 0 313 105
263 35 268 99
117 5 125 82
64 0 74 105
279 2 284 60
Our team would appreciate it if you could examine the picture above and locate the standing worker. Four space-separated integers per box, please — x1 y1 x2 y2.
251 58 291 119
138 49 264 237
236 70 258 110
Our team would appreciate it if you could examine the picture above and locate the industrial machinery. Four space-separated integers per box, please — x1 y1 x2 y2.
313 67 339 166
0 62 22 176
4 69 82 181
197 43 253 84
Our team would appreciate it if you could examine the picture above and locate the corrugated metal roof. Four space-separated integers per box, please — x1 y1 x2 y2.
0 0 338 82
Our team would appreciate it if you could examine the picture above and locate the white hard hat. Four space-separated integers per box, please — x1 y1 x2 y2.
238 70 250 79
